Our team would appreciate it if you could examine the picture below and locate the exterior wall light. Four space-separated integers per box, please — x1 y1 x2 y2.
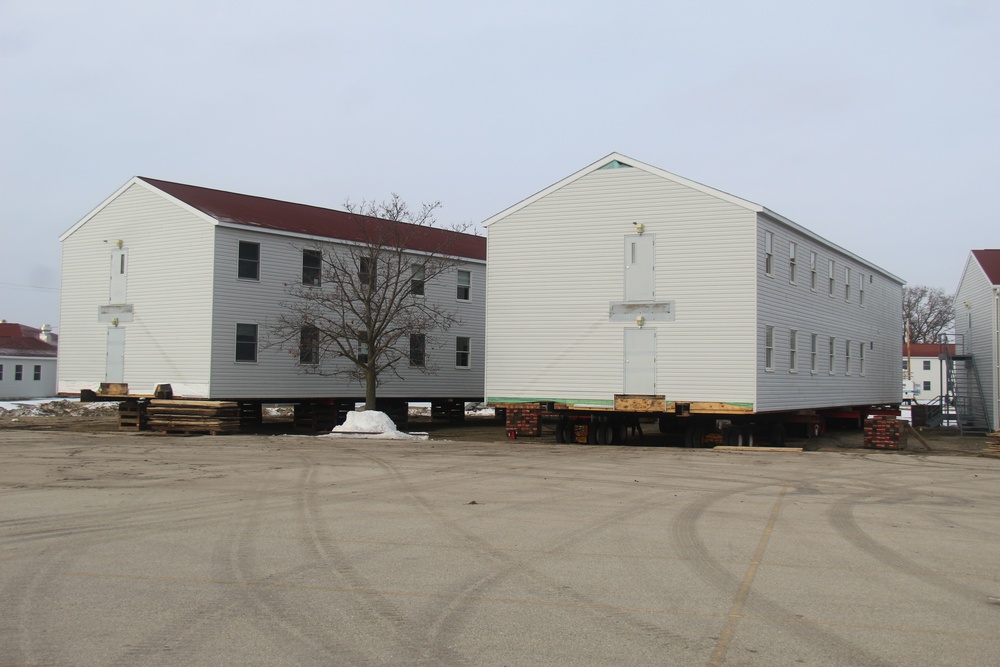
636 315 645 327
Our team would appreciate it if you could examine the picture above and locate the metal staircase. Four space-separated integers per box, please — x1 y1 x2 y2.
939 334 990 435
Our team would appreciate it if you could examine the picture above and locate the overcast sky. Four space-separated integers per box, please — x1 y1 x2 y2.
2 0 997 330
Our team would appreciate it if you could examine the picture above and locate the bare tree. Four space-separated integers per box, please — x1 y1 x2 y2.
269 194 466 409
903 285 954 343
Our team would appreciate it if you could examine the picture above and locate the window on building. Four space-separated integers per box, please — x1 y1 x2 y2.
0 364 3 380
828 260 835 297
844 267 851 302
829 337 836 374
302 249 322 285
902 359 908 370
923 380 932 391
789 242 797 283
810 333 818 373
409 333 426 367
238 241 260 280
359 257 375 288
922 360 931 371
15 364 23 381
810 251 817 290
846 339 852 375
235 323 258 362
299 326 319 364
859 343 866 375
858 274 865 306
357 340 369 365
765 326 774 371
456 337 471 368
765 232 774 276
457 270 471 301
410 265 425 296
789 329 798 372
33 365 41 381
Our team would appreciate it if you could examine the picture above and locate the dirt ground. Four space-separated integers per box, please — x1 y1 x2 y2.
1 400 996 457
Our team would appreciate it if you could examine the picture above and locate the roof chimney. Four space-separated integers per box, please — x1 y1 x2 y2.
39 323 54 343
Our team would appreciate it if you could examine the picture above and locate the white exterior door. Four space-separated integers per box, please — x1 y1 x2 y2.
106 327 125 383
624 328 656 394
624 235 654 302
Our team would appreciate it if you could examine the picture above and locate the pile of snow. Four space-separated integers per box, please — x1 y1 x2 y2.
0 398 118 419
324 410 428 440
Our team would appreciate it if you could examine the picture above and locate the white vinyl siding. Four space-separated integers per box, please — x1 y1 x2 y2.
756 214 901 412
955 254 999 430
486 165 757 406
58 181 215 396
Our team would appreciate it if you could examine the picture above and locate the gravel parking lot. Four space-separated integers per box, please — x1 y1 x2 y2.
1 427 998 666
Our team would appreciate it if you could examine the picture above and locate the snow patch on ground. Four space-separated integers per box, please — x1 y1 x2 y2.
0 398 118 417
323 410 429 440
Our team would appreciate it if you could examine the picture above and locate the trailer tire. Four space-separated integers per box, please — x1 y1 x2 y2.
615 421 628 445
684 426 705 448
555 417 568 443
596 422 612 446
739 427 754 447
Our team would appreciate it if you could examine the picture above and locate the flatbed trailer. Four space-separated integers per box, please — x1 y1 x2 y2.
496 395 901 447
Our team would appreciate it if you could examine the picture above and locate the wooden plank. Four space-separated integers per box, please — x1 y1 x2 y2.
614 395 666 412
149 399 238 408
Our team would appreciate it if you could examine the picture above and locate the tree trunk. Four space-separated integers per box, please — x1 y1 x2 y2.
364 363 377 410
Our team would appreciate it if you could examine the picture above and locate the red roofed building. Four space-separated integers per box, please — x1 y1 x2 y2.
57 177 486 417
0 322 58 400
953 249 1000 432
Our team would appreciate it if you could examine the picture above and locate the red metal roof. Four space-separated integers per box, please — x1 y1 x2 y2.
139 177 487 261
971 249 1000 285
0 323 58 358
904 342 954 357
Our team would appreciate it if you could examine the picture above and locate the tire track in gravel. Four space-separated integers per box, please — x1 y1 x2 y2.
670 474 896 667
350 445 698 664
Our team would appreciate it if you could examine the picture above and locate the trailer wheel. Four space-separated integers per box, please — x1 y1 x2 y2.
615 421 628 445
555 416 568 443
740 426 754 447
684 426 705 448
587 419 599 445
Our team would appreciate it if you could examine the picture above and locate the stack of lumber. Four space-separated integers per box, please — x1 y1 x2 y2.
988 431 1000 453
147 399 241 434
863 415 907 450
506 407 542 437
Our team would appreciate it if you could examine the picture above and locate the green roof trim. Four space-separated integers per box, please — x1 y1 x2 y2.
488 397 615 407
598 159 632 170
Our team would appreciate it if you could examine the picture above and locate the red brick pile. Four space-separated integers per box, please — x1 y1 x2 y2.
863 416 907 450
505 407 542 438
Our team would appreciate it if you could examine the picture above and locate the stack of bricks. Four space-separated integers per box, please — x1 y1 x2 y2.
505 407 542 438
863 415 907 450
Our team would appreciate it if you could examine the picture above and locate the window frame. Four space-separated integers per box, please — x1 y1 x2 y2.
922 360 931 371
238 241 261 281
810 333 818 373
235 323 258 363
455 336 471 368
359 256 375 288
829 337 836 374
299 325 319 365
409 333 426 367
860 342 866 376
844 267 851 302
788 242 797 284
33 364 41 381
410 264 426 297
15 364 23 381
764 231 774 276
357 340 369 365
302 249 322 286
789 329 798 373
809 251 817 290
457 269 471 301
765 326 774 371
845 339 852 375
828 260 835 297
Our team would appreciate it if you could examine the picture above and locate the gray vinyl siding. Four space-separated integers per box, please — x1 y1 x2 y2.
58 183 215 395
486 166 758 406
956 257 999 430
755 214 903 412
209 228 486 399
